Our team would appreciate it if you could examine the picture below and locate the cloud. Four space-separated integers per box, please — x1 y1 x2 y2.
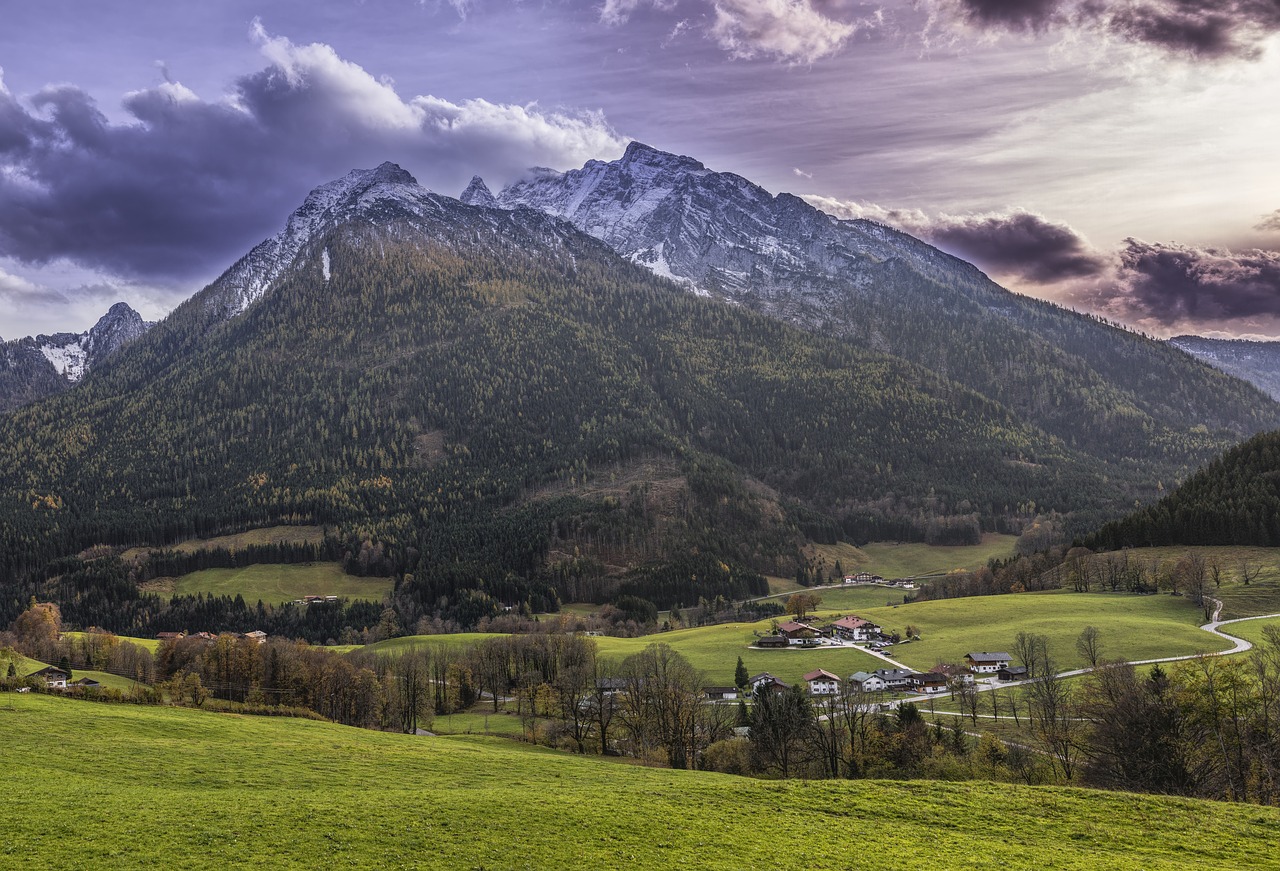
942 0 1280 61
0 24 626 285
792 167 812 178
1097 239 1280 324
804 195 1108 284
1257 210 1280 232
710 0 857 62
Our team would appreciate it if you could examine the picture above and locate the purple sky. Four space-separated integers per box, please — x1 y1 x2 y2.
2 0 1279 339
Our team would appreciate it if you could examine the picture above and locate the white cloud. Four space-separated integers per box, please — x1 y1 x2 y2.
710 0 856 62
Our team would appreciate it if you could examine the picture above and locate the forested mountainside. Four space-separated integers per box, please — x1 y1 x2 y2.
0 302 150 412
1169 335 1280 401
0 160 1274 633
494 143 1279 478
1089 429 1280 549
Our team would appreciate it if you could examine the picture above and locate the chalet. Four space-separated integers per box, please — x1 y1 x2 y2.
848 671 887 692
854 572 876 583
748 673 790 695
997 665 1029 682
908 671 949 694
30 666 69 690
703 686 740 701
777 621 821 645
595 677 628 696
804 669 842 695
829 615 881 642
244 630 268 644
965 652 1013 674
754 635 789 649
873 668 914 689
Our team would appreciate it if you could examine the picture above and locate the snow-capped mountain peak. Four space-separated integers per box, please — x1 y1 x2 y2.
459 175 498 208
208 161 443 320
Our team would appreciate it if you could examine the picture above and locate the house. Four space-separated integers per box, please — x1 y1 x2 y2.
30 666 69 690
755 635 789 649
69 677 101 690
777 621 821 645
848 671 887 692
703 686 740 701
244 630 268 644
965 652 1013 674
804 669 842 695
854 572 876 583
908 672 949 694
156 631 185 641
997 665 1029 682
829 615 881 642
748 673 790 695
595 677 628 696
873 668 914 690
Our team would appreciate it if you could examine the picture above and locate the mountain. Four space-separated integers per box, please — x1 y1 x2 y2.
1169 335 1280 400
2 157 1278 634
0 161 1159 632
0 302 150 412
491 143 1280 493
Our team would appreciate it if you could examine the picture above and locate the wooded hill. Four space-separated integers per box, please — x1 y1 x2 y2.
0 174 1276 632
1089 429 1280 549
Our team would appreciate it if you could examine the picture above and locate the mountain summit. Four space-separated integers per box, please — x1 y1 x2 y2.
0 302 150 412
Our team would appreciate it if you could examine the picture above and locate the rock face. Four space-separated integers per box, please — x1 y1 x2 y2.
494 141 997 322
1170 335 1280 401
459 175 499 209
194 162 593 326
0 302 151 412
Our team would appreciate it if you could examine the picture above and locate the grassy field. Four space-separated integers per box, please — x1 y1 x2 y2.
157 562 392 604
431 708 532 737
766 584 913 611
6 652 141 692
1218 614 1280 648
4 694 1280 870
1073 545 1280 619
812 534 1018 580
362 624 885 685
121 525 326 561
843 590 1229 672
62 632 161 653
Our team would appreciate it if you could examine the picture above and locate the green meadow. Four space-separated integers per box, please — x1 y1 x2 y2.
364 622 886 685
161 562 392 604
5 652 140 692
3 693 1279 870
121 525 327 562
849 590 1229 672
813 533 1018 580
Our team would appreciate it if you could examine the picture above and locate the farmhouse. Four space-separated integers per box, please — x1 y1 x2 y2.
848 671 887 692
596 677 628 696
243 630 268 644
777 621 821 645
997 665 1029 682
804 669 842 695
829 615 881 642
755 635 788 649
156 631 185 641
965 652 1013 674
30 666 69 690
908 672 949 694
873 668 914 690
703 686 740 701
749 673 790 695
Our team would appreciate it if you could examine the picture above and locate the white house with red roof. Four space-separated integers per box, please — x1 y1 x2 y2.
804 669 842 695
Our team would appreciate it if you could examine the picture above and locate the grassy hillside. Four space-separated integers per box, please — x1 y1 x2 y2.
120 525 327 562
153 562 392 604
812 534 1018 579
8 654 140 691
852 590 1228 671
4 694 1279 870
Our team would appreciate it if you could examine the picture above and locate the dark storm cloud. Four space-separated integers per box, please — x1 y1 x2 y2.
1107 239 1280 323
0 26 623 284
926 211 1109 284
948 0 1280 60
804 196 1107 284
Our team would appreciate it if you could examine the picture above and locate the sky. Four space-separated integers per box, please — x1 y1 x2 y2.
1 0 1279 340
